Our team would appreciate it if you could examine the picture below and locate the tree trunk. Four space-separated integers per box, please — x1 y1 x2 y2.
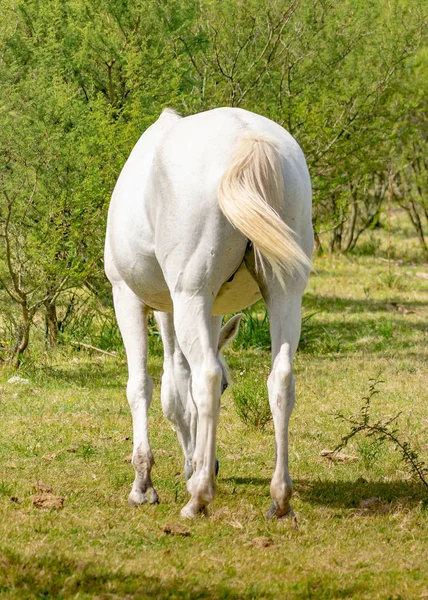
330 223 342 253
45 300 58 346
13 303 31 368
404 200 428 252
313 231 323 254
343 198 358 252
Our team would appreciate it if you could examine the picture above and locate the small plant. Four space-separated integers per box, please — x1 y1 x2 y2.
78 442 96 461
373 318 393 342
232 377 271 429
380 272 403 290
147 314 163 356
299 313 342 355
357 440 382 470
234 307 328 355
0 481 13 496
298 311 321 352
334 379 428 490
234 304 271 350
351 236 381 257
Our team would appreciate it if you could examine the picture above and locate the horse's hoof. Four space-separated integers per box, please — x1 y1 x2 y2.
146 487 159 504
128 490 144 506
128 487 159 506
267 501 295 520
180 500 209 519
180 502 197 519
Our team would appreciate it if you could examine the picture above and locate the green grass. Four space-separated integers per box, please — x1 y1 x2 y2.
1 221 427 599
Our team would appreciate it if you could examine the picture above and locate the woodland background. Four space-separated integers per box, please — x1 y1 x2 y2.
0 0 427 363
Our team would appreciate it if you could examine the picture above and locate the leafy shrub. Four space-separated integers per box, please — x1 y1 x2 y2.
350 236 381 257
232 374 271 429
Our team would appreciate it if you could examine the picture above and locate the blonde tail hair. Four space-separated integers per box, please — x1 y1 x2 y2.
218 134 311 285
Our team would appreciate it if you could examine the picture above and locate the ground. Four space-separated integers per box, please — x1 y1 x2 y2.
0 217 427 599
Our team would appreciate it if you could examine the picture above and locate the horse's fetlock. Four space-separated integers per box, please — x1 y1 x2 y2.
132 447 154 473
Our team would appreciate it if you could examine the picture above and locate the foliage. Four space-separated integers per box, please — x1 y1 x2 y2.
0 0 427 361
232 306 344 356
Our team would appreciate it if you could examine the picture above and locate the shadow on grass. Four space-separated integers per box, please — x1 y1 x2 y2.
31 359 163 390
301 294 428 354
231 293 427 355
295 477 427 508
303 292 428 315
222 476 270 487
223 476 427 509
0 548 261 600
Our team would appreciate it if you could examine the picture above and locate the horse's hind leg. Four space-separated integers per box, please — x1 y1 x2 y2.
263 279 304 519
171 294 222 518
112 282 158 506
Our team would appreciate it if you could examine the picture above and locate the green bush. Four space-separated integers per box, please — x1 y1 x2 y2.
231 374 271 429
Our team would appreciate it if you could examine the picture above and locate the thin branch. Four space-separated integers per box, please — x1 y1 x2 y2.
20 169 38 224
0 275 20 303
71 341 117 357
177 36 203 79
28 275 70 313
335 380 428 490
211 27 233 81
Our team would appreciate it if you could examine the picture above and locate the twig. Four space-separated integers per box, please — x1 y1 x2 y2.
71 341 117 357
334 379 428 490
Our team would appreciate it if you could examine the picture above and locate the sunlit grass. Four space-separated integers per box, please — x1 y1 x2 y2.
0 222 427 598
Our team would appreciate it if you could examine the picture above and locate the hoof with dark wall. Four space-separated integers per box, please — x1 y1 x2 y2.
128 487 159 506
267 501 295 521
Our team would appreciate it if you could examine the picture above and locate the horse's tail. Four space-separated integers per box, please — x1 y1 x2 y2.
218 134 311 285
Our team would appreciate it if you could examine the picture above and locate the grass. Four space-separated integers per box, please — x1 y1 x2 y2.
0 219 427 599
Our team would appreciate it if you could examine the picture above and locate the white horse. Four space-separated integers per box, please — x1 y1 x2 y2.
105 107 313 519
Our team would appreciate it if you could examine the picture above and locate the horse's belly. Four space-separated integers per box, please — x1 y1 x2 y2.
140 291 173 312
111 245 260 314
213 262 261 315
131 263 260 314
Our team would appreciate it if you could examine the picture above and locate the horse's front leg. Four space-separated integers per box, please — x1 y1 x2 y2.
155 311 197 480
113 283 158 506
